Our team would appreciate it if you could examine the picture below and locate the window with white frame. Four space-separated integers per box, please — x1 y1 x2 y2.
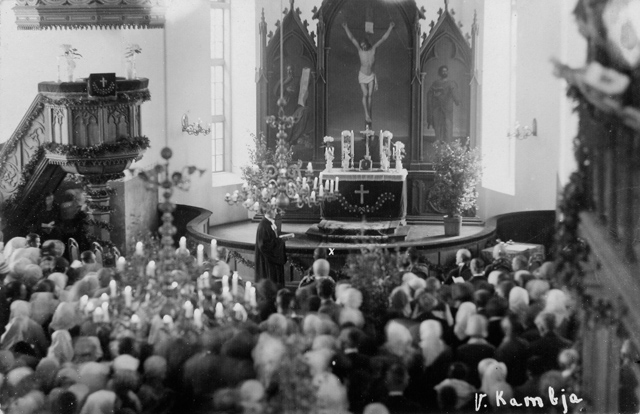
210 0 229 174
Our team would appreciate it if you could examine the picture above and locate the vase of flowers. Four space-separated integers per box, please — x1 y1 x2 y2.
61 44 82 82
393 141 405 171
323 136 335 172
428 139 481 236
125 44 142 80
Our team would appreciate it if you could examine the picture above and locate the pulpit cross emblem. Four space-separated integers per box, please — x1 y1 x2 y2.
354 184 369 204
100 77 108 87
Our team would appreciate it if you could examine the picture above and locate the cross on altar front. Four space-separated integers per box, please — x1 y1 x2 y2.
354 184 369 204
100 77 108 87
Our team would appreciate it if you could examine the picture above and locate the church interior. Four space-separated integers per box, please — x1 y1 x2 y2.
0 0 637 412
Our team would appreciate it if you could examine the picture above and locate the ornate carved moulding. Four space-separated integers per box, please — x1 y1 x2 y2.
13 0 166 30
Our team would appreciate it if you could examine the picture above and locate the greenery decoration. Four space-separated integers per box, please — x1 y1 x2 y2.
428 139 481 217
43 136 150 158
1 146 47 217
125 44 142 61
40 90 151 108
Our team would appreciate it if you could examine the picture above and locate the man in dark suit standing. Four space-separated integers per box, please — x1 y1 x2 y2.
255 209 291 286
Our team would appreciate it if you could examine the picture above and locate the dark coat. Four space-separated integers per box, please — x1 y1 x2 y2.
254 218 287 285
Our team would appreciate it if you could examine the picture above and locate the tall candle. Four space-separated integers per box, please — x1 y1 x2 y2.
245 282 252 303
197 244 204 266
313 177 318 189
163 315 174 327
116 257 126 272
146 261 156 277
307 162 313 174
100 293 109 304
130 314 140 330
124 286 132 308
109 280 116 298
211 239 217 260
319 185 324 197
232 271 239 296
335 177 339 192
310 190 316 202
194 308 202 328
135 242 143 256
250 286 257 308
179 237 186 249
203 271 211 288
351 130 355 161
86 301 95 316
380 130 383 162
184 300 194 318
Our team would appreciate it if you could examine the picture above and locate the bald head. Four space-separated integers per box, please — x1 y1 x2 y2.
313 259 330 277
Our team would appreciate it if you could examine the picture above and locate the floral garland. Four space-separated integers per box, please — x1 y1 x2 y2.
227 250 255 270
40 90 151 108
43 136 150 158
332 192 395 215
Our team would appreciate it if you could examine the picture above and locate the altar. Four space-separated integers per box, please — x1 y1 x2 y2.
318 169 407 222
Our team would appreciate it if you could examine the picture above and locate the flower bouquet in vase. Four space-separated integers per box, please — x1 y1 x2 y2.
323 136 335 172
393 141 405 171
125 44 142 80
60 45 82 82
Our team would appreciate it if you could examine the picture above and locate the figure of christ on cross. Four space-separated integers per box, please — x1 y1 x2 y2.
354 184 369 205
342 21 395 126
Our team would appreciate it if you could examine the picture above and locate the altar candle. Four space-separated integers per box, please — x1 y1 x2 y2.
310 191 316 202
109 280 117 298
313 177 318 189
100 293 109 304
250 286 257 308
222 274 229 291
93 306 104 323
335 177 339 192
194 308 203 328
351 130 355 160
233 303 247 321
163 315 173 327
211 239 217 260
80 295 88 311
124 286 132 308
101 302 110 323
179 237 187 249
341 135 345 159
215 302 224 319
232 271 239 296
245 282 252 303
319 185 324 197
203 271 211 288
184 300 194 318
380 131 383 161
307 162 313 174
330 180 334 193
197 244 204 266
116 257 126 272
135 242 144 256
146 261 156 277
130 314 140 330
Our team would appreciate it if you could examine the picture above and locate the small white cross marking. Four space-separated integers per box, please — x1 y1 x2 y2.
328 248 335 256
100 77 108 87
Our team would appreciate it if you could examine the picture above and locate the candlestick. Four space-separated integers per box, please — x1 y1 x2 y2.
215 302 224 319
307 162 313 174
351 130 355 163
232 271 239 297
202 271 211 289
135 242 143 256
211 239 217 260
130 314 140 330
319 185 324 197
146 261 156 277
313 177 318 189
335 177 339 192
279 0 284 102
124 286 132 308
116 257 126 272
109 280 116 298
100 293 109 304
184 301 194 318
194 308 203 328
179 237 187 249
380 130 383 162
197 244 204 266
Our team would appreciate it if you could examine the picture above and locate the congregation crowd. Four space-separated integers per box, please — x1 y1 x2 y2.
0 231 591 414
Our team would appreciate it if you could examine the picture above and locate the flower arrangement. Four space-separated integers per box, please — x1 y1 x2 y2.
125 43 142 61
60 44 82 82
323 136 335 147
428 139 481 217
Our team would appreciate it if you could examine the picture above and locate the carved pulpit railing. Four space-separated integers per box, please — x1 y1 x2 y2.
0 78 150 242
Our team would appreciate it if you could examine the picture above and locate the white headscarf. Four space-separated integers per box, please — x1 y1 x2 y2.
419 320 446 367
454 302 477 341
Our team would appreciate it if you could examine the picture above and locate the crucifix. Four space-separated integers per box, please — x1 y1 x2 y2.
100 77 108 87
354 184 369 204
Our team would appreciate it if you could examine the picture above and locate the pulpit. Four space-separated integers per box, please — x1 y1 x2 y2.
318 169 407 222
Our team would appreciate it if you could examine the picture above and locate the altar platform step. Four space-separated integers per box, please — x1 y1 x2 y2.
306 220 410 243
